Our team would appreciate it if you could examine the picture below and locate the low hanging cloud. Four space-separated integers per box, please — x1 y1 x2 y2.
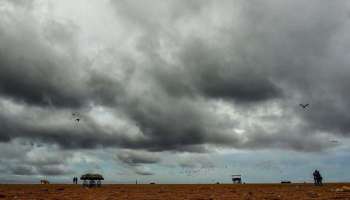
0 140 74 176
133 168 155 176
116 150 160 176
116 150 161 166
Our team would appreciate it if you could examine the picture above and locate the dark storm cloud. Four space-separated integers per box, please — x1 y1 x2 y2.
297 96 350 136
108 0 350 151
121 95 240 152
0 106 139 149
0 56 86 108
151 39 283 103
0 0 349 155
242 0 350 137
0 36 125 109
0 7 84 108
0 4 126 109
10 165 36 176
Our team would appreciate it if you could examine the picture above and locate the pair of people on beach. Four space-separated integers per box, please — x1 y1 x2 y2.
73 176 78 184
313 170 322 186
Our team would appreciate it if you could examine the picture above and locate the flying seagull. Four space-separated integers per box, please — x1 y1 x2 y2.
72 112 82 122
299 104 309 109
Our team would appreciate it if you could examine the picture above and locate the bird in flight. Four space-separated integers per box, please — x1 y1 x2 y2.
299 104 309 109
72 112 82 123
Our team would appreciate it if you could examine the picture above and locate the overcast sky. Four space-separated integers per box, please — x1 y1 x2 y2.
1 0 350 183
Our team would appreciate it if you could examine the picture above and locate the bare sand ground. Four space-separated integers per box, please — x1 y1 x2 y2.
0 183 349 200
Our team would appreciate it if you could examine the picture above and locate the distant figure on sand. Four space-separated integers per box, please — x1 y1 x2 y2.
313 170 323 186
73 176 78 184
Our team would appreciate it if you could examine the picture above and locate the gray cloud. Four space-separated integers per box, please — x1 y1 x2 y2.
154 39 283 103
116 150 159 176
134 168 155 176
0 9 85 108
0 140 74 176
36 165 72 176
179 157 215 170
0 0 349 157
10 165 36 176
117 150 160 166
177 155 216 176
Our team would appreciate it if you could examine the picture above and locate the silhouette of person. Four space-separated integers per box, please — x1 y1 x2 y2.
317 171 323 186
313 170 323 186
313 170 318 185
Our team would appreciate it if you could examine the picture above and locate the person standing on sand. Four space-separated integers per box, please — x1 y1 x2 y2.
317 171 323 186
313 170 323 186
73 177 78 184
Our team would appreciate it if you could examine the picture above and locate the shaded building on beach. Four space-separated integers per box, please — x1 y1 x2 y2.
80 173 104 187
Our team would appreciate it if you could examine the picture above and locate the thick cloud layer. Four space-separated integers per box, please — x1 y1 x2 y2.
1 0 350 180
0 140 73 176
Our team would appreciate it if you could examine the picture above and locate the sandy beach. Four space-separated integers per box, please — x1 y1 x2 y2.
0 183 349 200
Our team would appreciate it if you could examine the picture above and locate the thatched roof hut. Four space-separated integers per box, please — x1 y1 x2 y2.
80 173 104 181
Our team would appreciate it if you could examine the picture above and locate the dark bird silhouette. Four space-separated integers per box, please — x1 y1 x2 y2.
299 104 309 109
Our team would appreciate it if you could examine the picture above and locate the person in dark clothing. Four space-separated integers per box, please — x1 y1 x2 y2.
73 177 78 184
313 170 323 186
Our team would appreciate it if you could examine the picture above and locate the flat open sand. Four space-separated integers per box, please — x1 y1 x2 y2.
0 183 350 200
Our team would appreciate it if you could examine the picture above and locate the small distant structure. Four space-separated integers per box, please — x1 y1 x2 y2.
40 180 49 184
281 180 292 184
150 182 156 184
80 173 104 187
232 175 242 184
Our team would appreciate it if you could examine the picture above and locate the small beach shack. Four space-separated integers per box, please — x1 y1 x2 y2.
232 175 242 184
80 173 104 187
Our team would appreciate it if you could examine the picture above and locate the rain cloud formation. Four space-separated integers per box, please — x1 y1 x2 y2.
0 0 350 183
